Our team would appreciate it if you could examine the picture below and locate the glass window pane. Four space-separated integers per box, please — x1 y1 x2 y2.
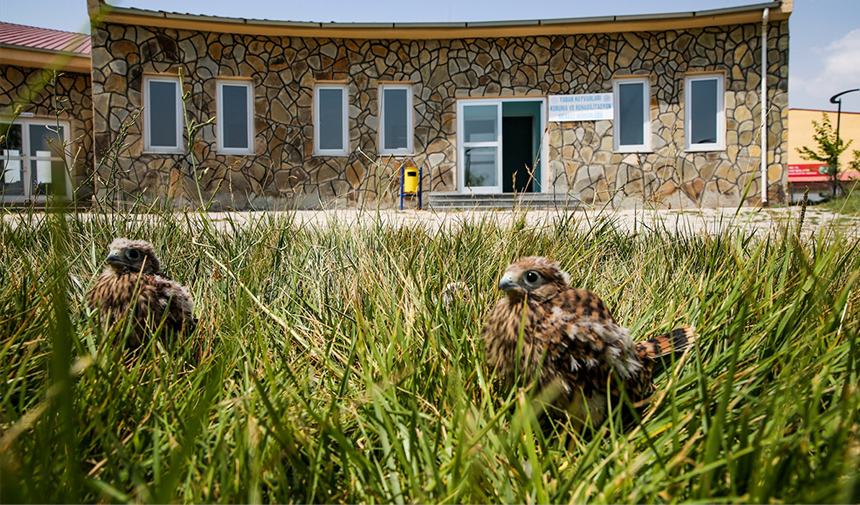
1 156 24 196
464 146 498 188
691 79 718 144
618 82 644 146
1 123 22 151
31 159 67 196
318 88 344 151
1 124 24 196
463 105 498 143
383 88 408 150
29 124 64 157
149 80 178 148
222 84 249 149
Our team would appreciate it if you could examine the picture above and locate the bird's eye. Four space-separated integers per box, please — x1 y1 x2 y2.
523 270 542 285
126 249 141 261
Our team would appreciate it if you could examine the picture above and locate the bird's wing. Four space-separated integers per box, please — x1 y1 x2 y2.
536 288 644 396
141 275 196 334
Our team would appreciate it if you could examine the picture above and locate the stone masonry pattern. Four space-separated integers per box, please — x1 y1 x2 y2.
1 65 94 197
90 20 788 209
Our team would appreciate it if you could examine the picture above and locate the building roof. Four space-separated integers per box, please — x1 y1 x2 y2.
0 22 91 73
0 22 91 55
92 0 791 39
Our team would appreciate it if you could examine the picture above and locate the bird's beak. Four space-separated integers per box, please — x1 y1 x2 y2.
498 272 518 292
106 251 126 266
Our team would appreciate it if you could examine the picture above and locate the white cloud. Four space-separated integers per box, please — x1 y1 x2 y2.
793 29 860 108
822 29 860 79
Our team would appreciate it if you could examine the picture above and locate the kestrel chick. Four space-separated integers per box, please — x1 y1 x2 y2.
441 281 472 306
86 238 196 346
483 256 695 428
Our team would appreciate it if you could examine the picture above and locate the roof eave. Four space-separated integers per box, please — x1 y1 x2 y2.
93 0 790 39
0 45 91 73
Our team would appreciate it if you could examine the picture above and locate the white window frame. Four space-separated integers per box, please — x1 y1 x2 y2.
685 74 726 152
216 79 255 155
1 118 73 202
378 83 414 155
143 75 183 153
457 99 503 194
313 83 349 156
613 76 651 153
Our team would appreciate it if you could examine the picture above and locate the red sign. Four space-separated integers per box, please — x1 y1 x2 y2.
788 164 830 181
788 164 860 182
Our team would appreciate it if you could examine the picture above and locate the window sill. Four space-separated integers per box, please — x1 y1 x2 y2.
217 150 255 156
313 153 350 157
614 148 653 154
685 145 726 153
142 150 184 155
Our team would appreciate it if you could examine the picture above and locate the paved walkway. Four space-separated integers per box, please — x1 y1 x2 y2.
204 206 859 237
4 206 859 237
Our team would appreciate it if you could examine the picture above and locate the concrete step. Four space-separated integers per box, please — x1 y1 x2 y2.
427 192 582 211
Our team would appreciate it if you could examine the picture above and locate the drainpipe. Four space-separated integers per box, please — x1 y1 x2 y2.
760 8 769 204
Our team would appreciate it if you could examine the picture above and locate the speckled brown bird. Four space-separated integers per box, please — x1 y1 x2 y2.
86 238 195 346
483 256 696 429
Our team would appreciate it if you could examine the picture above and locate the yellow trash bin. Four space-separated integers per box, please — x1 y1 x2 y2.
403 168 420 194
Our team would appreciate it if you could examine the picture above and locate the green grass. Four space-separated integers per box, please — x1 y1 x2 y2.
1 206 858 504
820 182 860 214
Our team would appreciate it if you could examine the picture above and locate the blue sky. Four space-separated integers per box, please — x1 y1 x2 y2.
1 0 858 112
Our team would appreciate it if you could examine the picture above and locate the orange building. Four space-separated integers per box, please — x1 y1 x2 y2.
787 108 860 201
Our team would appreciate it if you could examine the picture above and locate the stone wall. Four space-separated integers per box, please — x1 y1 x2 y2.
551 24 789 208
0 64 94 198
90 19 788 209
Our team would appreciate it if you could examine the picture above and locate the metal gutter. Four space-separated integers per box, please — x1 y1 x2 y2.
538 16 616 26
760 7 769 204
695 2 780 17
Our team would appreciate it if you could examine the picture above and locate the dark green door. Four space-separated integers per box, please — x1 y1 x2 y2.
501 101 542 193
502 116 534 193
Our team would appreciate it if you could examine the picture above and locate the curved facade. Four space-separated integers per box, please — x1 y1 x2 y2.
89 2 791 209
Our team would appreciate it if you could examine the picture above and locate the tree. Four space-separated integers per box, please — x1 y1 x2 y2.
849 149 860 172
795 113 853 195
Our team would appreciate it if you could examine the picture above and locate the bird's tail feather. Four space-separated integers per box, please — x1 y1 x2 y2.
637 325 697 361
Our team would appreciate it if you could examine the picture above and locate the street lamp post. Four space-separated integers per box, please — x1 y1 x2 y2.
829 88 860 194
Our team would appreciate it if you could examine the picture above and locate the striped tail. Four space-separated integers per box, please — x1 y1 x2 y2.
636 325 697 362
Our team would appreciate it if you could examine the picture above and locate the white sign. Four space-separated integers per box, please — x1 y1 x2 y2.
36 151 53 183
3 150 21 184
548 93 613 121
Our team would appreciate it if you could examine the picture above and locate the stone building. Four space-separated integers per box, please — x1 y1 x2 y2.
0 22 93 204
85 0 791 210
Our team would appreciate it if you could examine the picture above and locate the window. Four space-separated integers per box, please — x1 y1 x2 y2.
613 77 651 152
1 120 72 201
685 74 725 151
314 84 349 156
217 80 254 154
379 84 413 155
458 101 502 193
143 75 183 153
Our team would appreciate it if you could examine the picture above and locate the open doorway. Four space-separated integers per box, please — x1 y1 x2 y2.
502 101 542 193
